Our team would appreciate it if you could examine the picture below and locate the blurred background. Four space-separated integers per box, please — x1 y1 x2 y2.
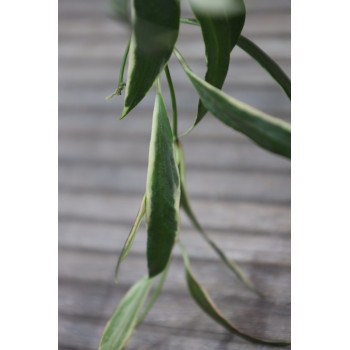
58 0 290 349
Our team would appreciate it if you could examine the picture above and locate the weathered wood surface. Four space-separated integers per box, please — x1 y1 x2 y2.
58 0 291 349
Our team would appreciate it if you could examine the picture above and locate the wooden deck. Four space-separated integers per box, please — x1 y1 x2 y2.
58 0 291 349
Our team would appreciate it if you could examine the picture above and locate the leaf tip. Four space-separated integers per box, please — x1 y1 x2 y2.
119 107 128 120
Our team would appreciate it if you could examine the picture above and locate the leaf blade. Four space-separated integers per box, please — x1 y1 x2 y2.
136 260 170 325
189 0 246 123
146 92 180 277
121 0 180 119
175 49 291 158
99 276 153 350
179 242 290 346
114 194 146 282
175 141 261 295
237 35 291 99
179 18 291 101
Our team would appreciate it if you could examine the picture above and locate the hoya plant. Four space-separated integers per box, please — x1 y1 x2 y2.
99 0 291 349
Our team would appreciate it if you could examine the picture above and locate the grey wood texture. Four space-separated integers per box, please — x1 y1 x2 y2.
58 0 291 349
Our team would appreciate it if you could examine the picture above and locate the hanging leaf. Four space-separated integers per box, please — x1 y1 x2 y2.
179 17 291 100
114 194 146 282
136 260 171 325
99 276 153 350
175 49 291 158
120 0 180 119
188 0 246 124
146 92 180 277
179 242 290 346
237 35 291 99
175 141 261 295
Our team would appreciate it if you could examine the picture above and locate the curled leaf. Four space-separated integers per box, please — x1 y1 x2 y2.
99 276 153 350
114 194 146 282
146 92 180 277
179 242 290 346
175 49 291 158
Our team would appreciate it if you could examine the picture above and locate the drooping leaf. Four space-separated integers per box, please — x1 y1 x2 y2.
179 17 291 101
175 141 261 295
175 49 291 158
146 92 180 277
120 0 180 119
179 242 291 346
188 0 246 124
99 276 153 350
237 35 291 99
136 260 171 325
114 194 146 282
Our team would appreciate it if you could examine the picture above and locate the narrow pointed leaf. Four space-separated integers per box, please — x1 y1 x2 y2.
179 242 290 346
175 142 260 294
237 35 291 99
146 93 180 277
99 276 153 350
114 194 146 282
179 18 291 100
120 0 180 119
175 50 291 158
137 260 170 325
188 0 246 124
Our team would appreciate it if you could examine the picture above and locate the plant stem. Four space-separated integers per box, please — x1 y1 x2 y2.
106 37 131 99
164 65 178 140
180 17 198 26
156 76 162 94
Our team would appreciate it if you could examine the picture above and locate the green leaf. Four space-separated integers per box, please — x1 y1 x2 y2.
120 0 180 119
175 141 261 295
99 276 153 350
188 0 246 124
237 35 291 99
179 18 291 101
114 194 146 282
179 242 291 346
136 260 170 325
175 49 291 158
146 92 180 277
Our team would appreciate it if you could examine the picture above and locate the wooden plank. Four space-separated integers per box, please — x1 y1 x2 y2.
58 112 291 142
58 37 291 61
58 60 290 89
58 63 290 89
58 86 290 116
58 248 290 300
58 219 290 266
58 164 290 204
58 136 291 173
58 13 290 39
58 191 290 233
59 315 290 350
58 0 291 18
59 281 290 340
